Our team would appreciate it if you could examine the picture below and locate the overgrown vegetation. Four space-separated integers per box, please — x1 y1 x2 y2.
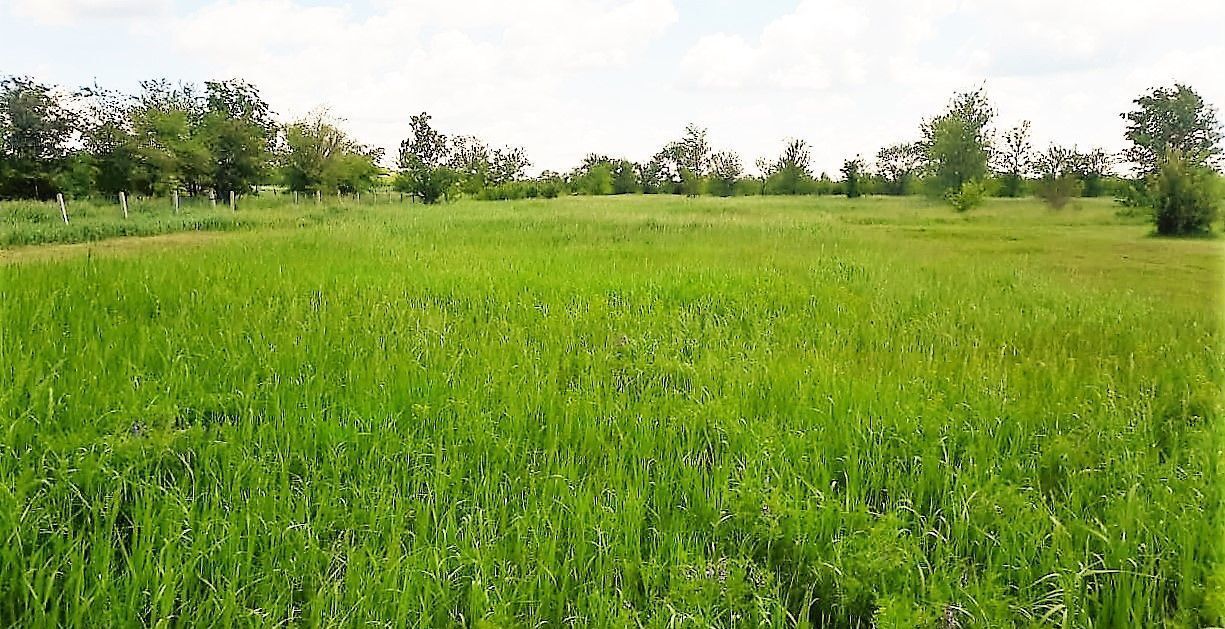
6 74 1218 225
1 195 1220 625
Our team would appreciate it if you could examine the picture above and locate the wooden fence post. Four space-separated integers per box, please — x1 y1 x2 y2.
229 191 236 212
173 190 180 214
120 191 129 218
57 193 69 224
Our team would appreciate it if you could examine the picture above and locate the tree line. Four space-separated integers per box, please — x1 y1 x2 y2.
1 74 1220 233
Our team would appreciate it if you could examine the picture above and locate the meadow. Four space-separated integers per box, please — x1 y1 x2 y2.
0 195 1221 627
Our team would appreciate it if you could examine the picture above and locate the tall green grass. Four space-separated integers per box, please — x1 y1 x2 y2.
0 192 407 247
0 196 1221 626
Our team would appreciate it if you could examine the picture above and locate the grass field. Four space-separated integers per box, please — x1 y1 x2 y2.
1 195 1221 627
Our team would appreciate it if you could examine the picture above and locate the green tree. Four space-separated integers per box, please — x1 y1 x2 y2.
488 146 530 187
764 139 812 195
570 154 614 195
199 79 274 198
841 157 864 198
922 86 995 202
1070 148 1112 197
610 159 639 194
78 85 143 196
637 156 672 194
661 124 710 196
448 135 491 195
1151 149 1219 235
875 142 924 195
0 75 79 198
708 150 742 197
1032 145 1082 209
1122 84 1222 175
396 112 455 204
994 121 1031 197
282 110 381 194
129 80 209 195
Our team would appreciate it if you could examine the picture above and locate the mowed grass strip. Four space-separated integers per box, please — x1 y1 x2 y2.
0 196 1221 626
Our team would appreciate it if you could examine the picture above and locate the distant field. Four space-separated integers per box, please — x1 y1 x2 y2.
1 196 1221 626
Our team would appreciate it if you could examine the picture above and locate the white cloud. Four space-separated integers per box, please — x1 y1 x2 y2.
10 0 168 24
130 0 678 168
1 0 1221 174
676 0 1225 174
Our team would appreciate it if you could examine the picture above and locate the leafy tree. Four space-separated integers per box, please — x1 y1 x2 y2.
1151 149 1219 235
1070 148 1112 197
199 79 274 198
637 155 673 194
129 80 209 195
536 171 563 198
946 180 986 212
570 154 615 195
764 139 812 195
1122 84 1222 175
1032 145 1082 209
661 124 710 196
708 150 742 197
396 112 456 204
922 86 995 202
994 121 1031 197
610 159 639 194
841 157 864 198
0 75 79 198
488 146 530 186
448 135 491 195
875 142 924 195
77 85 142 195
282 110 381 194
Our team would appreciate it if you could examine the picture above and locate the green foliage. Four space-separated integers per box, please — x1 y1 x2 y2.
0 76 78 198
1123 83 1222 175
994 121 1031 197
1033 145 1084 209
282 111 381 195
760 139 812 195
0 195 1217 627
841 157 864 198
662 124 710 197
945 179 986 212
610 159 639 195
876 142 924 196
1071 148 1112 197
922 87 996 199
1151 149 1220 235
396 112 456 204
707 151 742 197
199 80 274 197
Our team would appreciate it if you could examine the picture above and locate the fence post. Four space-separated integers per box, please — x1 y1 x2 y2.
120 191 129 218
294 190 299 204
57 193 69 224
173 190 180 214
229 190 236 212
316 190 321 205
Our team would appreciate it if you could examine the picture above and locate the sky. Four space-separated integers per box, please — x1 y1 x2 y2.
1 0 1223 175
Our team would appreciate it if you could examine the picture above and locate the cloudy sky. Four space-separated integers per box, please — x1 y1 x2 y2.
2 0 1222 174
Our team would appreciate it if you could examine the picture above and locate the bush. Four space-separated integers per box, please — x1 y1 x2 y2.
1034 174 1082 209
1152 151 1219 235
945 180 986 212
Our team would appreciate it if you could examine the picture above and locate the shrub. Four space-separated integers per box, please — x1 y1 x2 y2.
945 179 986 212
1034 174 1082 210
1151 150 1219 235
